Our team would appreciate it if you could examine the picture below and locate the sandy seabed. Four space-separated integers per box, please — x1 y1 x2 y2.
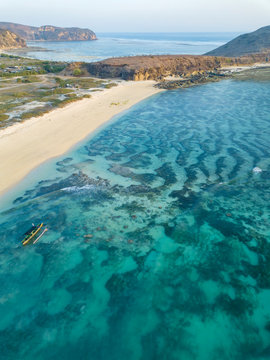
0 80 163 195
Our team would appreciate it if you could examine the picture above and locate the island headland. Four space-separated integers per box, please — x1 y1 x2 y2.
0 29 26 49
0 22 97 42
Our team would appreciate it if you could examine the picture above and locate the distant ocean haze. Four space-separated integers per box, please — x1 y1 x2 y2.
10 32 240 62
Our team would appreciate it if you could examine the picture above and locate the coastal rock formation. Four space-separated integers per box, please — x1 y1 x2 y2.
0 29 26 49
0 22 97 41
156 71 227 89
206 26 270 57
86 54 270 81
87 55 222 80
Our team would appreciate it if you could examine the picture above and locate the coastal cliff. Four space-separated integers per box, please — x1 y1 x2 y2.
87 55 222 80
206 26 270 57
86 54 270 81
0 22 97 41
0 29 26 49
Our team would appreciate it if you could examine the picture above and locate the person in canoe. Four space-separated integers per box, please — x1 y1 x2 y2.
22 223 48 246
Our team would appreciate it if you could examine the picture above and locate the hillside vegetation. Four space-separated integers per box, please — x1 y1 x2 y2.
206 26 270 57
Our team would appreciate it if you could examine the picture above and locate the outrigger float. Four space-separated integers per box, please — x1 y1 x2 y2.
22 223 48 246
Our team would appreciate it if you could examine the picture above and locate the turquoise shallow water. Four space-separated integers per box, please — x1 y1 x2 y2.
0 79 270 359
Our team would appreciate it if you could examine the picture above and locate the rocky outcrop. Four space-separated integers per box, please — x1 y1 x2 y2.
87 54 270 81
0 22 97 41
156 71 227 90
0 29 26 49
87 55 222 80
206 26 270 57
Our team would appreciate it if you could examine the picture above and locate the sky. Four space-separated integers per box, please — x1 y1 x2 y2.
1 0 270 33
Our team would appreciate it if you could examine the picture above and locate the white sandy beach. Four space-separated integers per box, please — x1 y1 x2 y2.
0 80 163 195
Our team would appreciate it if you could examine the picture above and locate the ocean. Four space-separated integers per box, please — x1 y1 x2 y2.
13 32 239 62
0 77 270 359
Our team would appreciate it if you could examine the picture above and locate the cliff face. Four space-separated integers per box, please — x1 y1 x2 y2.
0 29 26 49
33 25 97 41
86 54 270 81
87 55 222 80
206 26 270 57
0 22 97 41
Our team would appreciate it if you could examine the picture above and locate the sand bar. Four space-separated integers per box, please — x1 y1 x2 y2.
0 80 163 195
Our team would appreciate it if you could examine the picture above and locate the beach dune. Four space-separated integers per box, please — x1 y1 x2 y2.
0 81 163 195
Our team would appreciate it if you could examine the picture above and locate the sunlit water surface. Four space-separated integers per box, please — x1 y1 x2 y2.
0 79 270 360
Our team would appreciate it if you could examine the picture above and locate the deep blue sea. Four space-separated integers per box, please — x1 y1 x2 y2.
0 78 270 359
18 32 239 62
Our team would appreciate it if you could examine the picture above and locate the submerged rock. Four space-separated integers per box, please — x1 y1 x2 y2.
109 164 134 177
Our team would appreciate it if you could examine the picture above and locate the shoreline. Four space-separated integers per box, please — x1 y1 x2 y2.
157 63 270 89
220 62 270 73
0 80 163 196
1 63 269 198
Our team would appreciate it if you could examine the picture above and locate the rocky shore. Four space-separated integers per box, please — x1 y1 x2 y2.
155 71 228 90
155 65 270 90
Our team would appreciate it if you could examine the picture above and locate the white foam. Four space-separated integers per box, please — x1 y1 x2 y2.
61 185 96 193
252 167 263 174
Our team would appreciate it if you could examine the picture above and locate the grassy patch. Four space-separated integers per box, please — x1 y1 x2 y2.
104 82 118 89
0 114 9 121
55 77 103 89
16 76 41 83
20 108 49 120
0 70 46 78
0 56 105 129
47 88 73 96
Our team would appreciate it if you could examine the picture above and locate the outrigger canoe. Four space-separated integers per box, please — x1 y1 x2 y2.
22 223 48 246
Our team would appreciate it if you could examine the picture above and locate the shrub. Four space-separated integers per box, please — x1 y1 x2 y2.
104 82 118 89
43 63 66 73
54 77 66 87
73 68 82 77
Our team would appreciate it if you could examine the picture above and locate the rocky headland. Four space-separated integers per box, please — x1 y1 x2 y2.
86 26 270 83
87 55 223 80
86 53 270 82
0 29 26 49
0 22 97 41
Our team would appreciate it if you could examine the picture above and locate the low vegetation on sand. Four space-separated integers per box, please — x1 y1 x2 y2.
0 54 118 129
